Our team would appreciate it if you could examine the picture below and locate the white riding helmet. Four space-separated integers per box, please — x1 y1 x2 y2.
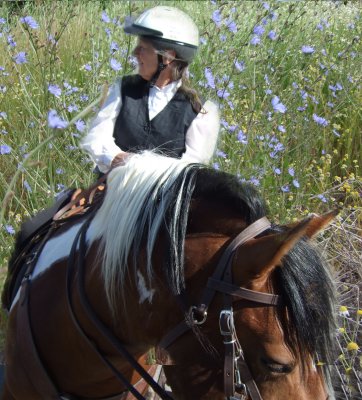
124 6 199 63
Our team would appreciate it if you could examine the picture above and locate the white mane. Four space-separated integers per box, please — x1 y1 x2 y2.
87 151 198 307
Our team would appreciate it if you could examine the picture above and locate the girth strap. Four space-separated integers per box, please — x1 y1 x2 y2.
16 225 63 399
17 277 62 399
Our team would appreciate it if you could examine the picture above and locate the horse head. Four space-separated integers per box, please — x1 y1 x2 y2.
156 207 337 400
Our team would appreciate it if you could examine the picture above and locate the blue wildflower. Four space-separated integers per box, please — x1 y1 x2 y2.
281 184 290 193
271 96 286 113
47 33 57 45
212 10 222 27
0 111 7 119
75 119 86 132
24 180 32 192
237 130 248 145
217 89 230 99
0 18 6 24
200 37 207 45
267 30 277 40
216 150 227 158
5 225 15 235
253 25 265 36
110 41 119 53
213 162 220 170
204 67 215 89
101 11 110 23
0 144 11 154
301 45 315 54
300 90 308 100
234 60 245 72
220 119 229 129
278 125 286 133
249 177 260 186
317 194 327 203
84 64 92 71
273 167 281 175
80 94 89 102
312 114 329 127
7 35 16 47
67 104 78 113
250 35 261 46
110 58 122 71
13 52 27 64
226 19 237 33
20 16 39 29
48 110 68 129
48 84 62 97
292 179 300 188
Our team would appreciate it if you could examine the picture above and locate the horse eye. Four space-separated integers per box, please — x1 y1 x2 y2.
261 358 293 374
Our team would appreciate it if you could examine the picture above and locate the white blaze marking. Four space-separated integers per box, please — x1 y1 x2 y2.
10 222 83 310
137 270 155 304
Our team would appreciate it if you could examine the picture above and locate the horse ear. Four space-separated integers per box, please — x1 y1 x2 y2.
233 216 324 285
304 209 339 238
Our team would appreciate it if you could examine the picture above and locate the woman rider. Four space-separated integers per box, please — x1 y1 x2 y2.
81 6 220 174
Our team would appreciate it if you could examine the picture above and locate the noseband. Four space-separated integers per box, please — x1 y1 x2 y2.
155 217 282 400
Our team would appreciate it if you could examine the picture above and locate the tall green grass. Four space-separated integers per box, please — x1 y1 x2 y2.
0 1 361 397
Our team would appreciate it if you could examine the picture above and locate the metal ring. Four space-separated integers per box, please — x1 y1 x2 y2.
189 305 207 325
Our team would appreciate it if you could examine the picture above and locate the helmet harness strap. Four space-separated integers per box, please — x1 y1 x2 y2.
149 54 173 87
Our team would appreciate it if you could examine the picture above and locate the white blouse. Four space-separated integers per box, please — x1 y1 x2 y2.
81 78 220 173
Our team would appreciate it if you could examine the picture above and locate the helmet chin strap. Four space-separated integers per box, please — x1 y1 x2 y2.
149 54 168 87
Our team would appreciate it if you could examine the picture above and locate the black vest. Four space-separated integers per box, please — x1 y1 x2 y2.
113 75 199 158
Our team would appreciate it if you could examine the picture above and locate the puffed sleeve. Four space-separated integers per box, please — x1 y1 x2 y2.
80 78 123 173
180 100 220 164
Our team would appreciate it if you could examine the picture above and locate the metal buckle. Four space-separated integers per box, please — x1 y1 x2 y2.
219 309 233 335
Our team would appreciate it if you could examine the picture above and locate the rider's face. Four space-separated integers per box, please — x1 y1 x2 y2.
133 38 158 81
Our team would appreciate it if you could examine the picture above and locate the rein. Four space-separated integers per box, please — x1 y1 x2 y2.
155 217 282 400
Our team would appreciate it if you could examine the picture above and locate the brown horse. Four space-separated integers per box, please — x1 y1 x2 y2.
1 152 337 400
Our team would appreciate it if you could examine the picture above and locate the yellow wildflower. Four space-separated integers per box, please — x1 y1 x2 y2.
357 310 362 316
338 327 346 334
339 306 349 317
316 361 325 366
347 342 359 351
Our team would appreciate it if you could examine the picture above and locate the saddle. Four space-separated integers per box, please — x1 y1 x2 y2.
1 177 107 311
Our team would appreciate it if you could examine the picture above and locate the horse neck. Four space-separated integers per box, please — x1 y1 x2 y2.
80 198 250 350
188 197 248 235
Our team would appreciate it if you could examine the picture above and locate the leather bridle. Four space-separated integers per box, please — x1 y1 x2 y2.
155 216 283 400
16 215 281 400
